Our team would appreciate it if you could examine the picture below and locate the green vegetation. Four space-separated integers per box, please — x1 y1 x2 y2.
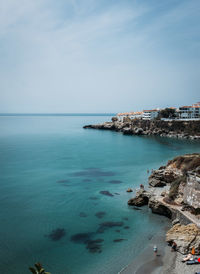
167 154 200 173
168 175 187 200
29 262 51 274
158 108 176 119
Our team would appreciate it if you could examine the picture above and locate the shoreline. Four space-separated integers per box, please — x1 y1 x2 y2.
83 119 200 140
119 222 200 274
120 153 200 274
119 225 170 274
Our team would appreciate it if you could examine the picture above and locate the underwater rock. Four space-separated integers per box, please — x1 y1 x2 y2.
97 221 124 233
95 211 106 219
113 239 126 242
114 193 120 195
70 232 93 244
99 191 114 197
123 226 130 229
46 228 66 241
86 239 104 253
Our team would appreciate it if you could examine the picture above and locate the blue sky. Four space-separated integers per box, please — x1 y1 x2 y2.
0 0 199 113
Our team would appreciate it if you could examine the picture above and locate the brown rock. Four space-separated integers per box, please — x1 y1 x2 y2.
128 190 149 207
166 224 200 254
148 197 172 218
126 188 133 193
161 191 167 197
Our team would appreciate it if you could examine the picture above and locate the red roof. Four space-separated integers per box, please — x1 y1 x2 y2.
143 109 158 112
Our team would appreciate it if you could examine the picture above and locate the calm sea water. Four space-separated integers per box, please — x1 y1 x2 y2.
0 115 199 274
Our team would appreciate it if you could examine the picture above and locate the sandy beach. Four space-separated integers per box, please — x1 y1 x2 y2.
120 225 200 274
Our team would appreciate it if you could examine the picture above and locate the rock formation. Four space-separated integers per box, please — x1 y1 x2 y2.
148 196 172 218
128 189 149 207
166 224 200 254
126 188 133 192
83 118 200 139
127 153 200 255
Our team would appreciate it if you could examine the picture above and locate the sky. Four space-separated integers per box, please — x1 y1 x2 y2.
0 0 200 113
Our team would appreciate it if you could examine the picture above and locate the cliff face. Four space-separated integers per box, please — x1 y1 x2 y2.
183 172 200 210
129 119 200 136
83 119 200 139
149 154 200 209
166 223 200 254
127 153 200 254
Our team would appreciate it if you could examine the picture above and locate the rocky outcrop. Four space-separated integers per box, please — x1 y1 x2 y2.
127 153 200 257
126 188 133 193
148 196 172 218
128 189 172 218
166 224 200 254
128 190 149 206
83 119 200 139
129 154 200 219
148 167 180 187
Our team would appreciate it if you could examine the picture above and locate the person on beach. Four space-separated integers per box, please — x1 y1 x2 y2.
191 247 195 255
140 184 144 189
182 253 193 262
171 241 177 252
153 245 157 255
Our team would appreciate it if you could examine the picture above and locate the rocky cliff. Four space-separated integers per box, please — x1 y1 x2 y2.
166 223 200 254
83 118 200 139
128 153 200 254
129 153 200 211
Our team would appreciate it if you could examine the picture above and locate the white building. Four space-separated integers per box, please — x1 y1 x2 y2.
142 109 159 120
179 103 200 119
129 111 143 119
117 112 130 121
117 111 143 121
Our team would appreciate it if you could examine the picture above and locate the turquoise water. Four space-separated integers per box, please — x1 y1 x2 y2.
0 115 200 274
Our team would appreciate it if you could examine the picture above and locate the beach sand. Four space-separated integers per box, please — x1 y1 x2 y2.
119 226 200 274
163 251 200 274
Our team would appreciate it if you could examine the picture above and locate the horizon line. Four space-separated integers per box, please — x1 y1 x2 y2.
0 112 116 116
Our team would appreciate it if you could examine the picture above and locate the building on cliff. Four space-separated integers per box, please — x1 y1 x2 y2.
178 102 200 119
117 102 200 122
117 111 143 121
142 109 159 120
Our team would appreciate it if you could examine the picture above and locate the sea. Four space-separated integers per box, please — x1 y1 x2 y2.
0 114 199 274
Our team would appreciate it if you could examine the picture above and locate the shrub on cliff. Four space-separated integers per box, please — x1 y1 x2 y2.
111 117 118 122
158 108 176 119
183 156 200 172
167 153 200 172
169 175 187 200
